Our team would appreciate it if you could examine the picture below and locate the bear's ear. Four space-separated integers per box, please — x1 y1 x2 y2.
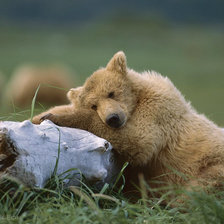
106 51 127 75
67 86 83 102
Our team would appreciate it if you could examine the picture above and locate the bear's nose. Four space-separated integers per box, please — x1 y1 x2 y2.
106 113 122 128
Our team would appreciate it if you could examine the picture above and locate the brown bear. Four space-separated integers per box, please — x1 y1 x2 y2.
4 65 74 108
33 51 224 196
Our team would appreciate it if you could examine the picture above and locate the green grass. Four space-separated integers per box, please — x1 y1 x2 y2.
1 172 224 224
0 19 224 223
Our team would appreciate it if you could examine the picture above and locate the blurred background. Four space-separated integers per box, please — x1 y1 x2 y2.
0 0 223 125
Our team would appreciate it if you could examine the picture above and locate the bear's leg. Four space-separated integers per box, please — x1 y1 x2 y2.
32 105 74 124
35 109 100 133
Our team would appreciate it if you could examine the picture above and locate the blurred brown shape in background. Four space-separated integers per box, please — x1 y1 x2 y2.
4 65 75 108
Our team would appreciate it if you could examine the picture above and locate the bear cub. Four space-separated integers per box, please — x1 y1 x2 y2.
33 51 224 193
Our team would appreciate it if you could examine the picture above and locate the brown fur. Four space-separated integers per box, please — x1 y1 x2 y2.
4 65 74 108
33 52 224 194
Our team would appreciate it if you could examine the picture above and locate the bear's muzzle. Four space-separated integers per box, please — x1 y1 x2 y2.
106 113 124 128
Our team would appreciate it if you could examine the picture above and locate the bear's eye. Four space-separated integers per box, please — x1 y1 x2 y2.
108 92 114 98
91 105 97 111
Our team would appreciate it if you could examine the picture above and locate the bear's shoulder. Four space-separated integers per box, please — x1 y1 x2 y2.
128 69 176 94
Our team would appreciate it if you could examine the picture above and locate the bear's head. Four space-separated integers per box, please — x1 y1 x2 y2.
67 51 137 129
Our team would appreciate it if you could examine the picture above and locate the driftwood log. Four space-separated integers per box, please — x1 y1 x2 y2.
0 120 120 188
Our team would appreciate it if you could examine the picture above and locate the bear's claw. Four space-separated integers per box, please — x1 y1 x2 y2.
40 113 53 122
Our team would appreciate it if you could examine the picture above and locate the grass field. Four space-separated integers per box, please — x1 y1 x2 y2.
1 168 224 224
0 19 224 223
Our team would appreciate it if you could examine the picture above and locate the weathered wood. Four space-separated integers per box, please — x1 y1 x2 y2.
0 120 119 188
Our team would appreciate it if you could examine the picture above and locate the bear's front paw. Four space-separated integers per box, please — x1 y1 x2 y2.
32 113 54 124
32 113 60 125
32 116 43 124
40 113 59 125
